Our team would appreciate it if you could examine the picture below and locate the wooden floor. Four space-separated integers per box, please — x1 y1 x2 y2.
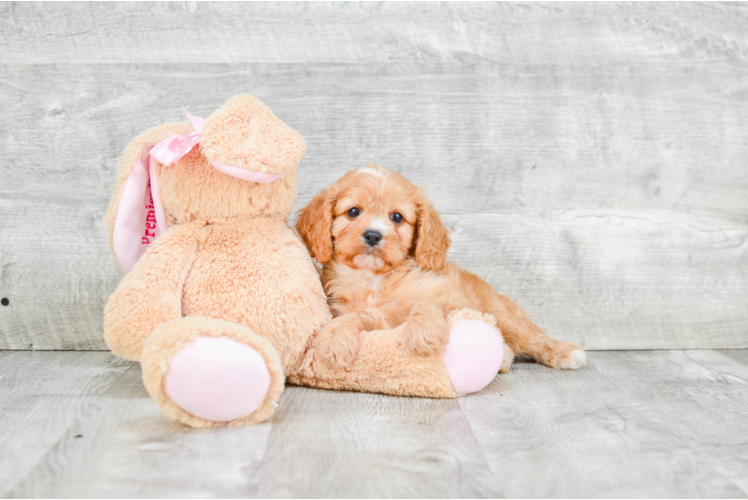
0 351 746 498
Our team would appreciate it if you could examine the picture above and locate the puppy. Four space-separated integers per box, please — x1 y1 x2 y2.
296 164 585 372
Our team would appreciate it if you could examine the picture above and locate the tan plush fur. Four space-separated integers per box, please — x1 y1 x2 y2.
296 165 586 373
199 94 306 174
104 96 467 428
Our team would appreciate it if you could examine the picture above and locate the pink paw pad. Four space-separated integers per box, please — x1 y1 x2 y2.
444 320 504 395
165 337 271 422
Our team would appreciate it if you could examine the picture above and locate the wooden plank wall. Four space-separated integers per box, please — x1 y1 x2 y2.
0 2 746 350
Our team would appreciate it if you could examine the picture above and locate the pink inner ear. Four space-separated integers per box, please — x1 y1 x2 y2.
148 155 168 232
112 146 168 273
210 160 281 183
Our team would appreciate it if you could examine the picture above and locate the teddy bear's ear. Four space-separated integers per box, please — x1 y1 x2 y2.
106 123 185 273
199 94 306 176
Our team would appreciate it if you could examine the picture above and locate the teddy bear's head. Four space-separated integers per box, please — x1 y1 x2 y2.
157 94 306 226
106 94 306 273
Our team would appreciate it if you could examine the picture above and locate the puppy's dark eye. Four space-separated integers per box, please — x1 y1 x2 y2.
391 212 403 224
347 207 361 218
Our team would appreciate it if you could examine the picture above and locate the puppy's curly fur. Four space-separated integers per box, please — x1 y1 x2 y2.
296 165 585 372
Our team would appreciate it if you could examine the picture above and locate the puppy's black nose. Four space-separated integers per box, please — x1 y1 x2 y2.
363 230 383 247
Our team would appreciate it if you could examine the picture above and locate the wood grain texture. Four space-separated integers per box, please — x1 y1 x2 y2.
5 350 748 497
0 351 132 496
1 2 747 65
459 350 748 498
719 348 748 367
445 212 748 350
8 363 274 498
255 386 500 498
1 2 747 350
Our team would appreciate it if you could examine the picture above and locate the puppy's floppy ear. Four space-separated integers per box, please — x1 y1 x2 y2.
296 186 338 265
412 190 451 271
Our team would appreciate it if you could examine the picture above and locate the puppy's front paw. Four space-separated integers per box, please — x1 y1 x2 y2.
403 320 451 356
315 324 360 369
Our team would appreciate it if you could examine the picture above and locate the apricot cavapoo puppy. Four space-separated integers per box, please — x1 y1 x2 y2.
296 164 585 373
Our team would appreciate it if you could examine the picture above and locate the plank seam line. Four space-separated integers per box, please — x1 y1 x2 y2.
2 360 137 497
454 397 504 494
592 351 748 496
671 350 748 496
683 349 748 385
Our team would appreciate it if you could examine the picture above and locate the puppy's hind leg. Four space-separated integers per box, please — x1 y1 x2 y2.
489 296 586 371
524 323 586 370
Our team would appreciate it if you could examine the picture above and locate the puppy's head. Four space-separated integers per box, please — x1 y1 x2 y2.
296 165 450 273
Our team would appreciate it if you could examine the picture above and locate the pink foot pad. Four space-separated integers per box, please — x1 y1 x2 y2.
444 320 504 395
165 337 271 422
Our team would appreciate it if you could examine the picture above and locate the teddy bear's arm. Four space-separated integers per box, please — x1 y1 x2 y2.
104 222 201 362
291 308 505 398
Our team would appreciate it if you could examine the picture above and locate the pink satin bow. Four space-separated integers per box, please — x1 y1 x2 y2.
149 107 281 184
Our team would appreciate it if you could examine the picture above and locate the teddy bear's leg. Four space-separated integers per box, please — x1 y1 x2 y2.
140 316 285 428
289 308 504 398
443 309 505 395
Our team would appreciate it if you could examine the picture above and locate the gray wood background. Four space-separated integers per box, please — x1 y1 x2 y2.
1 2 747 351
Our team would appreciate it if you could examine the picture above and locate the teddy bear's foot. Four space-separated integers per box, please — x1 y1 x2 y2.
444 309 504 395
165 337 271 422
141 316 285 428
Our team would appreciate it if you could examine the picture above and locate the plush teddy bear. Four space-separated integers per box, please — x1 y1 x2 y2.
104 94 504 428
